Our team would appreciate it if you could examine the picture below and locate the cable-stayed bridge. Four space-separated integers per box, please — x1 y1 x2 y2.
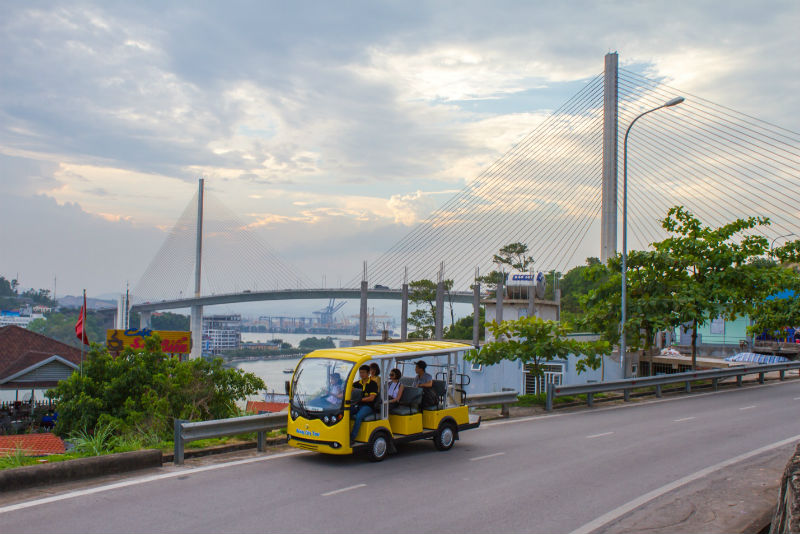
130 53 800 357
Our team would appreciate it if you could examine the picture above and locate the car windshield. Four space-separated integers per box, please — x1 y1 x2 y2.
291 358 353 413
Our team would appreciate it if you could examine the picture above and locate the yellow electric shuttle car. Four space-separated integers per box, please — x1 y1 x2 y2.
286 341 480 461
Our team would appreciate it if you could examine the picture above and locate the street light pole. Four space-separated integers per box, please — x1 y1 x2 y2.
770 233 795 251
620 96 684 378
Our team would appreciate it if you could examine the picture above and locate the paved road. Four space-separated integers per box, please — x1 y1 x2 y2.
4 380 800 534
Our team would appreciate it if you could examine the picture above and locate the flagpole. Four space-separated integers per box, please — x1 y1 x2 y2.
80 289 85 377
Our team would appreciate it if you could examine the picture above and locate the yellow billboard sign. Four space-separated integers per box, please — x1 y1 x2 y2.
106 329 192 354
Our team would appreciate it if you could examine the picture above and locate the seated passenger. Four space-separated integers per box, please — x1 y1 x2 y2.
350 365 378 443
387 368 405 406
324 373 344 406
369 363 381 391
412 360 438 408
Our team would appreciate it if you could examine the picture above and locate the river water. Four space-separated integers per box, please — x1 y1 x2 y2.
235 332 360 395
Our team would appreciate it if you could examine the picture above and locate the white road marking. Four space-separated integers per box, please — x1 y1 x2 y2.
740 405 757 410
568 433 800 534
482 379 797 429
469 452 505 462
794 397 800 400
0 450 307 515
321 484 366 496
586 432 614 439
673 417 696 422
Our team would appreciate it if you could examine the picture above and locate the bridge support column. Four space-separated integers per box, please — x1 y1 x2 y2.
435 267 444 340
359 280 368 344
190 305 203 359
495 272 504 326
472 278 481 348
401 282 408 342
139 311 151 329
601 52 618 264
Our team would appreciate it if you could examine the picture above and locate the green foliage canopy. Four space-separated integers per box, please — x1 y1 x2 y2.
298 336 336 350
46 335 265 438
466 316 609 378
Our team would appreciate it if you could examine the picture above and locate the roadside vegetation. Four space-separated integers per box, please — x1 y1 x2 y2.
45 335 264 445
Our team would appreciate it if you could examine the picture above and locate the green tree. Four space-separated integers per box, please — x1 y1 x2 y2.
747 265 800 338
477 242 535 289
444 307 485 341
28 310 105 348
19 288 56 306
408 278 453 339
559 258 602 313
579 250 677 369
0 276 15 297
466 316 609 379
151 312 190 331
653 206 776 368
46 335 264 438
298 336 336 351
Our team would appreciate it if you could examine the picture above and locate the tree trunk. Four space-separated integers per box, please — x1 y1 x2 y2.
691 319 698 370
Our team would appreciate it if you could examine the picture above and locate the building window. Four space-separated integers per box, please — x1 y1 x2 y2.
524 363 564 395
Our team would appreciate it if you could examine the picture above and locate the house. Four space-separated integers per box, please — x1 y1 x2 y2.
0 325 81 399
458 281 623 395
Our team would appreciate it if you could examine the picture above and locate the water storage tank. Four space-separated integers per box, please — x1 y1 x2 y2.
505 271 546 300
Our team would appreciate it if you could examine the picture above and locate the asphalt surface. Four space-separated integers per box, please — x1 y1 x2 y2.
3 380 800 534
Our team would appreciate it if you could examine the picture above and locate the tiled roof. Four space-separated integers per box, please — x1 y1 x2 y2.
0 325 81 381
0 433 66 456
246 401 289 413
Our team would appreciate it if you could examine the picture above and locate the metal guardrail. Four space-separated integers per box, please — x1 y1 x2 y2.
466 390 519 417
172 391 521 463
173 413 286 465
545 361 800 411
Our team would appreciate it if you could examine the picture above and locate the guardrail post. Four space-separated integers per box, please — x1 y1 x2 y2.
685 381 691 393
737 375 743 387
780 370 785 380
655 384 662 398
545 384 553 412
712 378 718 391
174 418 187 465
257 430 266 452
587 393 593 407
500 403 510 418
623 389 630 402
759 372 765 384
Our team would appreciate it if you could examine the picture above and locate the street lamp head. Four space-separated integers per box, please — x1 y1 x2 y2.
664 96 685 107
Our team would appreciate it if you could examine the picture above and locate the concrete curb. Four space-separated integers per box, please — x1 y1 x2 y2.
0 449 162 492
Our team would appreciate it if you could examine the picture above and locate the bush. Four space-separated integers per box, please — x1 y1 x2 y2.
47 335 265 440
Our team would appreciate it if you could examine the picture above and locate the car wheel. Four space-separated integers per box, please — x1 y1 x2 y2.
434 422 456 451
367 432 389 462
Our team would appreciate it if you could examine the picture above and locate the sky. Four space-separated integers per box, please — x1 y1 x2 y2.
2 1 799 307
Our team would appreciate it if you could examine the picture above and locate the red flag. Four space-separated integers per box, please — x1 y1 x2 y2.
75 291 89 345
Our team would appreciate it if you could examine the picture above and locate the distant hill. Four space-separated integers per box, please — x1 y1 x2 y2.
58 295 117 310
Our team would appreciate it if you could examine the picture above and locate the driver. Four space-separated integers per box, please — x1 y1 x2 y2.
350 365 378 443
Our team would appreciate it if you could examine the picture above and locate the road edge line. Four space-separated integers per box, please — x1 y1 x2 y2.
567 433 800 534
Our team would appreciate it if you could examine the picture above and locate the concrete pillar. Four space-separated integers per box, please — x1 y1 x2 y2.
359 280 368 343
527 269 535 318
190 178 204 359
496 272 504 325
472 279 481 347
190 305 202 359
601 52 618 264
434 265 444 340
401 282 408 342
140 311 152 329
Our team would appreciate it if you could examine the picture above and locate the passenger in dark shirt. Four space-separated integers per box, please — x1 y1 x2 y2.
350 365 378 443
